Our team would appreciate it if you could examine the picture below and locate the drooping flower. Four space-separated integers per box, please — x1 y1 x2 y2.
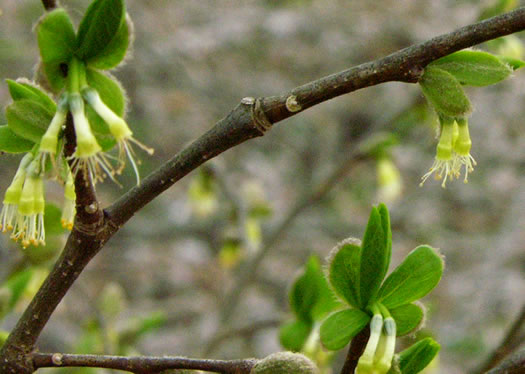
451 118 476 183
356 314 384 374
39 93 68 169
68 93 116 184
82 87 153 185
10 159 46 248
420 116 476 188
0 154 33 233
61 169 76 230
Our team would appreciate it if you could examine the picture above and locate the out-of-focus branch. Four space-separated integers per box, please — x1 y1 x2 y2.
41 0 57 11
32 353 257 374
213 149 366 330
485 349 525 374
473 303 525 374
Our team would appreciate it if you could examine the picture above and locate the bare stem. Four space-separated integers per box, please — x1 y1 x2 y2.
473 303 525 374
340 327 370 374
41 0 57 11
32 353 257 374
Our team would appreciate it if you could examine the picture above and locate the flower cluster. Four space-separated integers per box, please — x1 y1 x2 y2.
420 116 476 188
1 1 152 249
0 154 46 248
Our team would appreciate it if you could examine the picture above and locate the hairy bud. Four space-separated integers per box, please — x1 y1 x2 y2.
250 352 319 374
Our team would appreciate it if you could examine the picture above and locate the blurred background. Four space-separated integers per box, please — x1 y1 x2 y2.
0 0 524 373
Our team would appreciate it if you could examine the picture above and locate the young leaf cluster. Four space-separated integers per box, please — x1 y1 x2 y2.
280 204 443 374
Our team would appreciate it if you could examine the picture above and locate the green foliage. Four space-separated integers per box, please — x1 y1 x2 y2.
6 100 55 143
429 50 513 86
419 67 472 118
391 338 440 374
0 126 34 153
280 255 341 352
76 0 126 62
319 308 370 350
36 9 76 91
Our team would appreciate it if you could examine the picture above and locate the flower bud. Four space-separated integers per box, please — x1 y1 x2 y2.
250 352 319 374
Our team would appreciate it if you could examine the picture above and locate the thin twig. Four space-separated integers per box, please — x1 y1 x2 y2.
32 353 258 374
473 303 525 374
485 349 525 374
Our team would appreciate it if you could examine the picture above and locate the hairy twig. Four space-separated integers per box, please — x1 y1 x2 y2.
1 7 525 373
32 353 257 374
473 303 525 374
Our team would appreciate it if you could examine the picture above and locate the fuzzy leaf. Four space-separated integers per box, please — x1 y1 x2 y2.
419 67 472 118
497 55 525 70
87 16 131 70
0 126 35 153
6 80 56 113
377 245 443 309
36 8 76 92
6 100 54 143
359 206 389 306
328 241 361 308
397 338 440 374
320 308 370 351
76 0 126 61
279 319 313 352
389 303 424 336
378 203 392 284
430 50 513 86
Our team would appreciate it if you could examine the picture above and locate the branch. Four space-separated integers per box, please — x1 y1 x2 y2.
32 353 257 374
106 7 525 228
473 303 525 374
485 349 525 374
2 7 525 373
41 0 57 11
340 327 370 374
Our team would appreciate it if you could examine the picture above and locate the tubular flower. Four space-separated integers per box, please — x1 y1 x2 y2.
82 87 153 185
373 317 396 374
68 93 116 184
356 314 384 374
451 118 476 183
0 154 33 233
420 117 457 188
61 170 76 230
39 94 68 166
10 166 46 248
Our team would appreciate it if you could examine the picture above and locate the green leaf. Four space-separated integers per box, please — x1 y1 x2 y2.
389 303 424 336
6 100 54 143
87 16 131 70
419 67 472 118
497 55 525 70
397 338 440 374
290 258 320 322
430 50 513 86
279 319 312 352
377 245 443 309
36 8 76 92
0 126 35 153
85 68 125 151
76 0 126 61
6 80 56 113
4 268 33 310
44 203 67 236
320 308 370 351
378 203 392 284
328 241 361 308
359 206 388 306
